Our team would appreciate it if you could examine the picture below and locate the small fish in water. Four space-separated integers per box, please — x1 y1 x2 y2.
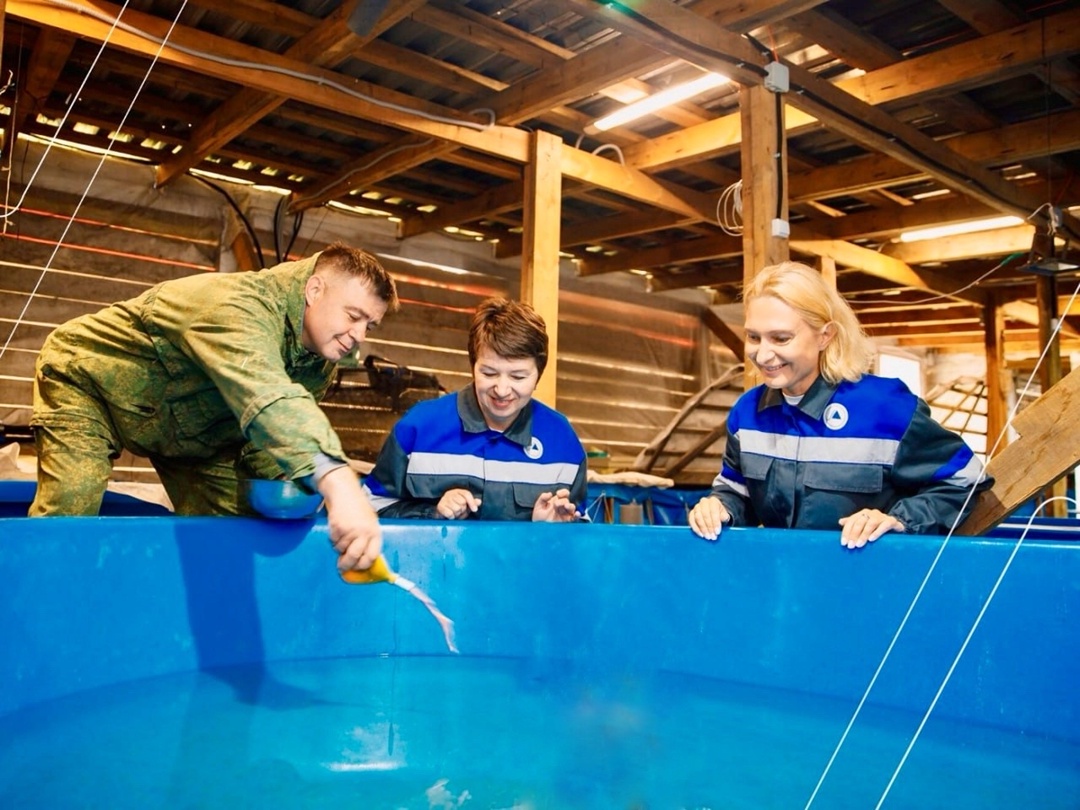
341 556 458 653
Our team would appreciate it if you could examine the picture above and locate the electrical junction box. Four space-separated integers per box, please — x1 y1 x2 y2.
771 218 790 238
764 62 789 93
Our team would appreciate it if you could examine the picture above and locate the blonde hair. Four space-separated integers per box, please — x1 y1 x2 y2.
743 261 873 384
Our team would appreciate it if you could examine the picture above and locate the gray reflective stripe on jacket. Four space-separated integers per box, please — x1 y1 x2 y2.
711 374 992 534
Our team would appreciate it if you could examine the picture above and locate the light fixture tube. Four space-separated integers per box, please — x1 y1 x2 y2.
897 215 1023 243
592 72 730 132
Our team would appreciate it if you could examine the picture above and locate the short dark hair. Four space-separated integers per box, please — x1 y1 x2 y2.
468 298 549 377
316 241 399 312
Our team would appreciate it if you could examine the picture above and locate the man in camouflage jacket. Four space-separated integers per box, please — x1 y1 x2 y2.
29 242 397 572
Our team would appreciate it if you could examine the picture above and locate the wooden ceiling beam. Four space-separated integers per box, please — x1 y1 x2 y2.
522 105 1077 260
496 208 695 259
579 232 742 277
578 0 1080 239
883 225 1036 265
412 1 573 69
822 196 1000 242
937 0 1080 106
398 180 524 239
295 0 796 213
646 264 742 293
790 237 987 305
13 0 714 224
790 5 1000 132
910 334 1080 352
618 8 1080 173
185 0 316 38
155 0 427 186
3 27 75 169
790 108 1080 204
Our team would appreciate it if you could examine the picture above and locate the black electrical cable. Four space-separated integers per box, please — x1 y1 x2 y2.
775 89 785 221
743 33 774 61
195 176 266 268
596 0 1048 237
284 209 304 259
272 195 285 264
604 1 768 79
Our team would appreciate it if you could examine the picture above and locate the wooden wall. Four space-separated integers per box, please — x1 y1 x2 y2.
1 153 736 485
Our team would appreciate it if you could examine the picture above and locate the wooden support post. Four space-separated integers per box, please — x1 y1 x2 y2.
739 84 788 390
520 129 562 408
1036 274 1067 515
983 291 1008 455
230 229 260 272
817 255 837 289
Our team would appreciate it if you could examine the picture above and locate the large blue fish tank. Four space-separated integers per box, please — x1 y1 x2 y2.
1 510 1077 808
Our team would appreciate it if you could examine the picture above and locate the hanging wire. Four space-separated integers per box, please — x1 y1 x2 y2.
196 176 265 267
716 180 743 236
852 251 1024 307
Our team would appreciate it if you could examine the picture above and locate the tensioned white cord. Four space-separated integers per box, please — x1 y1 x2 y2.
804 277 1080 809
0 0 188 362
872 494 1078 809
0 0 131 222
41 0 496 133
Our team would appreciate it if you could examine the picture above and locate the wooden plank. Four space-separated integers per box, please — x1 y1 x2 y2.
398 179 523 239
521 130 563 407
4 27 75 170
702 308 744 359
578 232 743 276
959 367 1080 534
983 292 1008 456
565 0 1080 240
740 83 789 282
630 365 742 472
156 0 428 186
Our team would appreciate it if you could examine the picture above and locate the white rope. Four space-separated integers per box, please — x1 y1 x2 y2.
804 277 1080 809
872 496 1078 809
0 0 187 362
0 0 131 221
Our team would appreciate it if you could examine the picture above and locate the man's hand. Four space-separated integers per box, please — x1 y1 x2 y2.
838 508 904 549
436 488 482 519
318 466 382 571
532 488 577 522
688 495 729 541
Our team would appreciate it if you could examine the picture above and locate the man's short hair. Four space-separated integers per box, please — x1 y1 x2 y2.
316 242 399 312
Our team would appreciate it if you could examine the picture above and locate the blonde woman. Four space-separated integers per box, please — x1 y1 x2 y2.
689 261 990 548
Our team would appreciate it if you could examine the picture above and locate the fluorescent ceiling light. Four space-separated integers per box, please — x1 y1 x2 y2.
592 72 730 132
898 215 1023 243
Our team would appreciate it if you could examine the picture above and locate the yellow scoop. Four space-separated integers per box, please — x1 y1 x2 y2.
340 554 398 585
341 556 458 653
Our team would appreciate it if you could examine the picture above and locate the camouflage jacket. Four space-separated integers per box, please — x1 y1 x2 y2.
32 253 343 481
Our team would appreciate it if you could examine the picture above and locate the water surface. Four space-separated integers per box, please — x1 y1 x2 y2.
1 656 1076 809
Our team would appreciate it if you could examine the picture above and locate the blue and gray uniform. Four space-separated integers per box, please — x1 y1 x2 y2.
711 374 991 534
363 385 588 520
